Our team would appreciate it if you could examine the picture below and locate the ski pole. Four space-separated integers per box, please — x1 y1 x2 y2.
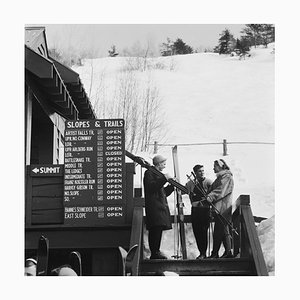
189 173 239 236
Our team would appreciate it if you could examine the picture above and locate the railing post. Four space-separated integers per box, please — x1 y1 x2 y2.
223 139 228 156
232 205 241 257
154 141 158 154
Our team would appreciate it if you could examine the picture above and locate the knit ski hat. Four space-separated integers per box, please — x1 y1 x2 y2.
152 155 167 166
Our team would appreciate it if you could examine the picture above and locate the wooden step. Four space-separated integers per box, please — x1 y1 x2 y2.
139 257 256 276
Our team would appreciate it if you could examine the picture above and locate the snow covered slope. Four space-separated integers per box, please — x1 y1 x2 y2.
73 44 274 219
73 44 275 272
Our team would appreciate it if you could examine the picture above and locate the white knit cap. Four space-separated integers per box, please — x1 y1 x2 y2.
152 155 167 166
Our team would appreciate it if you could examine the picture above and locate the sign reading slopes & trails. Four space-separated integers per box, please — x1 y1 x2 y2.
63 119 126 226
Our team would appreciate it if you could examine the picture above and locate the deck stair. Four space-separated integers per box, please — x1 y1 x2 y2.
128 195 268 276
139 257 255 276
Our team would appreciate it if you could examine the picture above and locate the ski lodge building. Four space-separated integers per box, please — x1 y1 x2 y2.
25 27 138 275
24 27 268 276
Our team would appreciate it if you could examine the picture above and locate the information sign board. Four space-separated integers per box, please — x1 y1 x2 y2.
63 119 125 226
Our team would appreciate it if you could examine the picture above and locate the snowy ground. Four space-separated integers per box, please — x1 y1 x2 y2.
73 44 275 274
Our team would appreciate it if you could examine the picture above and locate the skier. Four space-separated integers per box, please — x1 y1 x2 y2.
206 159 234 258
186 164 212 259
143 154 174 259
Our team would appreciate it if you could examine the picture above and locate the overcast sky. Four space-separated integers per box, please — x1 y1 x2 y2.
40 24 245 57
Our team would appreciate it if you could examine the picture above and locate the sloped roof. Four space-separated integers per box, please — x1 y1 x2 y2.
25 27 49 58
25 27 96 120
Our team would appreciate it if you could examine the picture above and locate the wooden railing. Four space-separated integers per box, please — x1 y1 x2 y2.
150 140 274 155
129 194 269 276
127 198 145 275
232 195 268 275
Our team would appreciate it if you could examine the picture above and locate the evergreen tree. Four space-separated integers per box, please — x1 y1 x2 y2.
218 29 235 54
235 37 250 54
160 38 193 56
241 24 275 48
173 38 193 55
241 24 261 48
260 24 275 47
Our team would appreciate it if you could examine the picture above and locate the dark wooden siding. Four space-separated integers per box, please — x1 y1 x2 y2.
26 163 135 227
28 168 64 225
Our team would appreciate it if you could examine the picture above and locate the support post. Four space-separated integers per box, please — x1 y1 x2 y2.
154 141 158 154
223 139 228 156
25 86 32 165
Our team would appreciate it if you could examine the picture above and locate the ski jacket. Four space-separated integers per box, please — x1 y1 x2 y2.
143 167 174 230
206 169 234 216
186 177 212 207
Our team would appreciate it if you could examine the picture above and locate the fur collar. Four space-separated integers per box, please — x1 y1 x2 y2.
216 169 232 178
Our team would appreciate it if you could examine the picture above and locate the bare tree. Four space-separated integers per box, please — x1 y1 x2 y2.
90 68 107 118
90 58 166 154
88 59 94 98
139 73 166 152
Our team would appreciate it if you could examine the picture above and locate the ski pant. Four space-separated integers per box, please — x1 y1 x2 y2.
148 226 164 254
211 213 232 255
191 206 210 256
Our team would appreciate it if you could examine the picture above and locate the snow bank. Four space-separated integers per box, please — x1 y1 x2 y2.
257 215 275 275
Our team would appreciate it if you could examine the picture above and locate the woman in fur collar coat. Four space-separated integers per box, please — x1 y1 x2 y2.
206 159 234 258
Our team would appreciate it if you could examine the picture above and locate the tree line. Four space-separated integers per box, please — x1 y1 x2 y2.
108 24 274 58
214 24 275 55
47 24 274 154
49 24 275 66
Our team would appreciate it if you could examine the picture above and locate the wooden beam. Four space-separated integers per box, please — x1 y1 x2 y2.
50 89 67 104
25 227 131 249
235 194 250 207
25 46 54 78
51 58 80 83
38 75 62 94
66 83 83 93
25 166 33 226
25 86 33 166
241 204 268 275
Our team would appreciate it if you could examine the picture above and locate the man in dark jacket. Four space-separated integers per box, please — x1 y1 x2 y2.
143 154 174 259
186 164 212 259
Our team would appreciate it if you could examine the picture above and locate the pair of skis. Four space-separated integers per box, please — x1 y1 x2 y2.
125 147 187 259
35 235 82 275
118 244 139 275
36 236 48 276
171 146 187 259
125 150 188 194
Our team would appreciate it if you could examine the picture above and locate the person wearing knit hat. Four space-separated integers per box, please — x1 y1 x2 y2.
143 154 174 259
152 154 167 166
25 258 37 276
206 159 234 259
185 164 212 259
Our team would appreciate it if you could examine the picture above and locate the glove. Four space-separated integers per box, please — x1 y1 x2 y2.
206 196 213 203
